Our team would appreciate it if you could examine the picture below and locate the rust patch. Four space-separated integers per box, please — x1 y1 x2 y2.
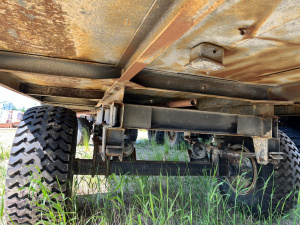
0 0 75 57
58 0 157 64
12 72 113 91
238 26 256 40
11 71 143 92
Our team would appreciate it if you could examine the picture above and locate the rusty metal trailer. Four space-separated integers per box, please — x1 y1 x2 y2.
2 0 300 223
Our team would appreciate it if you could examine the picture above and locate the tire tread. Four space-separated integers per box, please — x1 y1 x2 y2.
5 106 77 224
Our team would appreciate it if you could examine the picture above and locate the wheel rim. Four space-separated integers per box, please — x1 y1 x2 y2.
226 144 258 195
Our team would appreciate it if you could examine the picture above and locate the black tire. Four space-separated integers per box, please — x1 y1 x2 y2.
5 106 77 224
77 118 91 146
148 130 164 145
272 130 300 213
279 126 300 149
219 130 300 215
164 131 183 148
127 129 138 142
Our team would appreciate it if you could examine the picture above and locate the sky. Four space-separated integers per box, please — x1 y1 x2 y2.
0 86 40 109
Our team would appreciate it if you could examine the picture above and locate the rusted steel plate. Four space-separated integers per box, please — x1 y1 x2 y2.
0 0 158 64
0 0 299 107
148 0 300 86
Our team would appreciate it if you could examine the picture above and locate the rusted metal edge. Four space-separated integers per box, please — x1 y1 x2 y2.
0 50 121 79
0 71 41 103
46 104 95 111
117 0 174 67
31 96 98 106
23 84 104 99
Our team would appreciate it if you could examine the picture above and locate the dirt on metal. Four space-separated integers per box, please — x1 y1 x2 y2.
0 0 76 58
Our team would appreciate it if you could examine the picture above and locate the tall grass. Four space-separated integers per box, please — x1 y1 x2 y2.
0 130 300 224
0 143 10 225
6 168 299 224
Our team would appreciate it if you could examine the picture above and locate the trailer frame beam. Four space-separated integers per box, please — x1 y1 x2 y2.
73 159 219 176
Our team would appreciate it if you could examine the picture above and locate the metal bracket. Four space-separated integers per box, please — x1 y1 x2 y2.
101 126 125 161
95 102 126 161
95 102 124 127
185 43 225 72
252 137 269 165
237 116 272 138
97 85 125 107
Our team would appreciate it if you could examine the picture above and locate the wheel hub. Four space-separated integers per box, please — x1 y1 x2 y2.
226 145 258 195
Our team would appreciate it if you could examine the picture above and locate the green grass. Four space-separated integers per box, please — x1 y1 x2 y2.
0 143 10 225
0 131 300 224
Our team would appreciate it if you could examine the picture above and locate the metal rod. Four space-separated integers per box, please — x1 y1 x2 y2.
166 99 197 108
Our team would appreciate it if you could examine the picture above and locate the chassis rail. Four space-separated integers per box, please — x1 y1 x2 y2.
73 159 221 176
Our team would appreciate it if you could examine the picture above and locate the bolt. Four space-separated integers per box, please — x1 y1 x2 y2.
239 28 246 35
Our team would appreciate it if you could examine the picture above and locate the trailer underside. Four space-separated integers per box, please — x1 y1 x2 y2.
0 0 299 171
2 1 300 222
1 0 300 178
0 0 299 110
